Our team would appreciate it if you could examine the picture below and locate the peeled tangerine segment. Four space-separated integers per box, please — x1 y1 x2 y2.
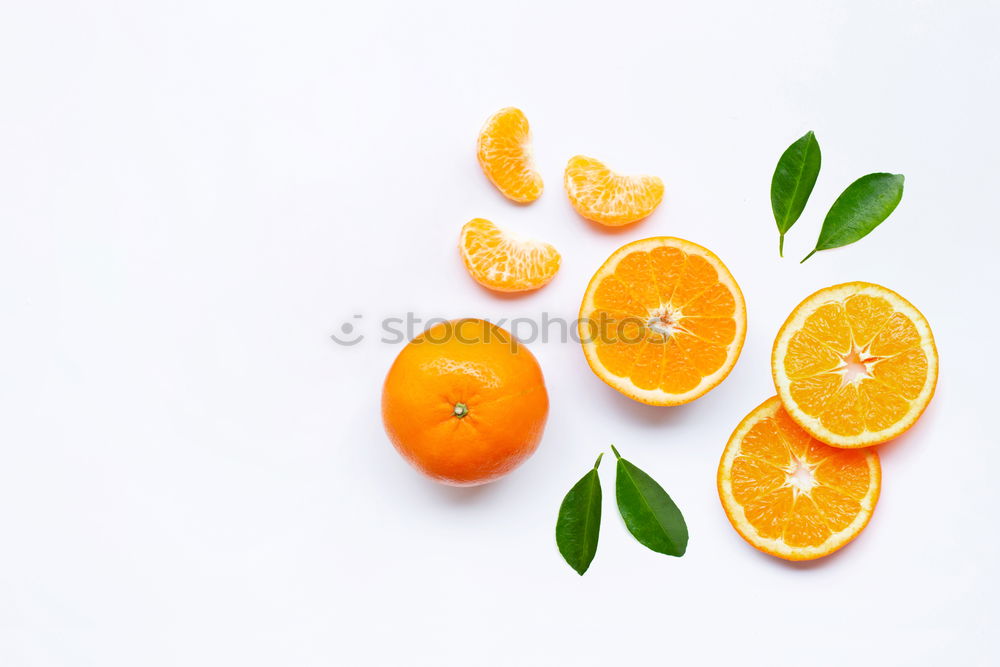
773 282 938 448
718 397 881 561
564 155 664 226
580 237 746 406
459 219 560 293
476 107 543 203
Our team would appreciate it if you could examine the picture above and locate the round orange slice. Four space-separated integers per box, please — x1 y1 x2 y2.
476 107 543 203
718 396 881 561
459 218 560 293
579 237 746 405
564 155 664 226
772 282 938 448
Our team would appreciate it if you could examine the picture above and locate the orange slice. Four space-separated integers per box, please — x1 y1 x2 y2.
476 107 543 203
579 237 746 405
718 396 881 561
772 282 938 448
459 219 560 292
564 155 664 226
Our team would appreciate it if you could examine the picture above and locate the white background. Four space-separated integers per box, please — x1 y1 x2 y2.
1 1 997 665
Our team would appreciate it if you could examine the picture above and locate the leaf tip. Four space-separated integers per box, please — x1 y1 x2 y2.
593 452 604 469
800 249 817 264
610 445 621 460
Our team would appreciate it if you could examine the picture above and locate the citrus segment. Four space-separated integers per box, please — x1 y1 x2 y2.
579 237 746 405
564 155 664 226
773 282 937 448
459 218 560 293
476 107 543 203
718 396 881 561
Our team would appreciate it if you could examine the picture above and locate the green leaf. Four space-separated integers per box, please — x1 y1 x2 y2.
611 446 687 557
771 131 821 257
801 172 905 263
555 453 603 575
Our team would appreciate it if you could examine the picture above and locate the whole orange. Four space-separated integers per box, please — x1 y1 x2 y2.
381 318 549 486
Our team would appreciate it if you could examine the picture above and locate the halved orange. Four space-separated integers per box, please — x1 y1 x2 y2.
579 237 746 405
772 282 938 448
476 107 543 203
564 155 664 226
718 396 881 561
459 219 560 292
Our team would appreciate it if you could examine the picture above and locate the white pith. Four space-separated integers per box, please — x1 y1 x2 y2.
839 345 877 385
647 304 683 337
788 456 817 493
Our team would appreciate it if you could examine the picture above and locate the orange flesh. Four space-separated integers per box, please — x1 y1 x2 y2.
459 219 560 292
564 155 664 226
719 397 880 559
783 293 930 438
588 245 739 396
477 108 543 203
